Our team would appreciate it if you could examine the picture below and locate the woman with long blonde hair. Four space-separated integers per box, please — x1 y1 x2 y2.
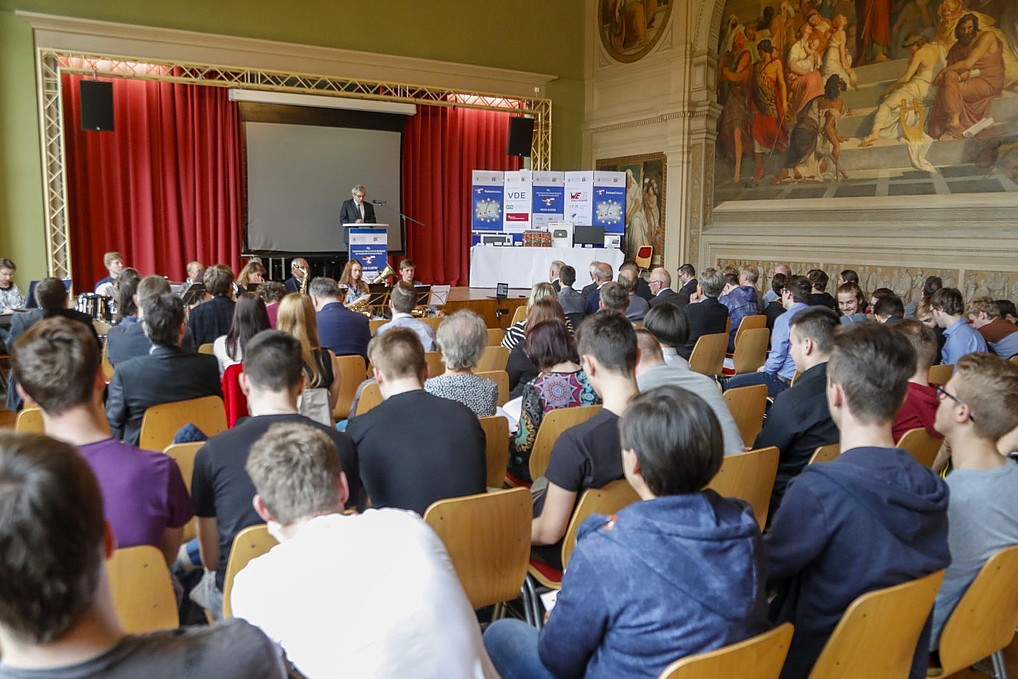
338 259 371 308
277 293 341 415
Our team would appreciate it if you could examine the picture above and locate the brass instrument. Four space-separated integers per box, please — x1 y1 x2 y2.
296 265 309 295
370 263 395 285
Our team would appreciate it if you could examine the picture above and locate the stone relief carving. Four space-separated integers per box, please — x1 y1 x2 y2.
964 270 1018 302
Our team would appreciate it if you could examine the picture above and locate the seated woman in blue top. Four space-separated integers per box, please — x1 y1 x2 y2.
484 385 770 679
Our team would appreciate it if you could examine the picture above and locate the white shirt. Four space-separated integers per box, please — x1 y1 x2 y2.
212 335 241 376
230 510 497 679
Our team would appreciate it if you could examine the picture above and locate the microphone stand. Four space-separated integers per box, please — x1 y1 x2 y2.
372 201 426 229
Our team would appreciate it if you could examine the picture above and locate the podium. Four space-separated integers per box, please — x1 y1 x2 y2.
345 225 389 280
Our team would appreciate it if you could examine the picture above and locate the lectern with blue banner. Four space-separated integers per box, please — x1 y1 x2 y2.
345 226 389 280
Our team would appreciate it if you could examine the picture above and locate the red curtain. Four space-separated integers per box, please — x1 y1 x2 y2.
402 106 521 286
62 74 244 289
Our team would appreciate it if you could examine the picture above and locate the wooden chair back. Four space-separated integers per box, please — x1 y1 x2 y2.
511 305 527 326
936 545 1018 677
895 427 942 467
197 342 215 355
107 545 179 633
732 328 770 375
807 570 945 679
529 405 603 482
733 314 767 349
707 446 779 530
423 487 531 609
723 384 768 447
475 345 510 372
369 318 386 335
689 332 728 377
927 363 953 386
424 351 445 378
163 441 203 542
635 245 653 271
562 478 639 569
487 327 506 347
808 443 841 465
15 407 43 433
222 524 278 618
138 395 227 452
101 341 115 381
476 370 510 406
419 316 443 333
333 354 366 421
478 415 510 489
354 382 383 416
658 622 794 679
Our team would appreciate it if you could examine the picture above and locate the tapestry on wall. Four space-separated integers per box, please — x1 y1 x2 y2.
599 0 674 62
595 153 666 265
713 0 1018 204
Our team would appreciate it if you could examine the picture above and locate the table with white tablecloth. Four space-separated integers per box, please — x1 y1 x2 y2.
469 246 626 289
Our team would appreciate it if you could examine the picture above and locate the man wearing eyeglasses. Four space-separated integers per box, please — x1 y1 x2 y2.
647 267 682 309
928 353 1018 660
340 185 376 225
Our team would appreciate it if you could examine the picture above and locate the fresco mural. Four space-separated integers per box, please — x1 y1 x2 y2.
599 0 674 63
713 0 1018 203
596 153 667 265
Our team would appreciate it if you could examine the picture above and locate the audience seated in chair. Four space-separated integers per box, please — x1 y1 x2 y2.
647 267 681 309
107 275 195 368
191 330 360 619
484 385 769 679
375 280 437 351
634 329 744 456
0 431 285 677
508 319 600 483
643 304 691 369
764 273 788 331
425 310 498 417
347 327 485 516
212 292 271 376
967 296 1018 359
891 320 944 442
719 266 761 352
106 293 222 446
836 282 868 325
873 293 906 327
309 276 371 363
928 353 1018 653
763 264 791 307
675 262 698 307
13 317 192 564
583 262 614 316
187 264 236 347
676 268 729 361
931 287 987 365
530 313 636 569
506 298 572 398
806 269 837 313
597 281 630 318
229 422 497 678
755 308 840 519
556 265 585 323
504 282 568 351
764 323 950 679
617 271 649 323
725 274 811 398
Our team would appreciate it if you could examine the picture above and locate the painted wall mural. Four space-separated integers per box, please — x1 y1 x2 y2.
599 0 674 62
713 0 1018 204
595 153 667 265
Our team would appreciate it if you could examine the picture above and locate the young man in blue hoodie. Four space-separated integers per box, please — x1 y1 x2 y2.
484 385 769 679
765 323 951 679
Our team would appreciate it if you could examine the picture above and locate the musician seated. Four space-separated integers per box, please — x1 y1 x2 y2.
339 260 371 308
94 251 125 297
399 259 419 286
375 282 436 351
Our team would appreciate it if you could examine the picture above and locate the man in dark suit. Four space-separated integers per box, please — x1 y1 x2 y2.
6 277 98 412
107 275 195 368
339 185 376 225
676 268 729 360
583 262 614 316
549 260 564 292
619 262 652 302
186 264 235 347
309 276 371 362
283 258 310 294
647 267 682 309
675 263 698 306
106 293 222 446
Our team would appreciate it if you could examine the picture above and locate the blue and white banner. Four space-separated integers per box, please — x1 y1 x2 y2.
471 171 505 232
531 171 565 229
348 228 389 280
592 171 626 235
503 170 532 233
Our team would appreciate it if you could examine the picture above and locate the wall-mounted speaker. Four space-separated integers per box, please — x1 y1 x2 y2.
80 80 114 132
507 117 534 157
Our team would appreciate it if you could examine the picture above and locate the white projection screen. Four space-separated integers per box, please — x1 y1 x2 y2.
245 121 404 253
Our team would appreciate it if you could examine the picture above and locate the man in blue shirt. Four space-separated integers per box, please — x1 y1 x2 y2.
931 287 987 366
725 274 811 398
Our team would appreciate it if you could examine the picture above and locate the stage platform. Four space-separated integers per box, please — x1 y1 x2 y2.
442 287 530 328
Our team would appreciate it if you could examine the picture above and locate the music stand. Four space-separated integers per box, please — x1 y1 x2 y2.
180 283 206 306
414 286 432 306
428 285 450 306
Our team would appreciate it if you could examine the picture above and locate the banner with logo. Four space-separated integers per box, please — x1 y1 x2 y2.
565 171 593 226
592 171 626 235
471 171 505 232
531 171 565 229
348 228 389 280
502 170 533 233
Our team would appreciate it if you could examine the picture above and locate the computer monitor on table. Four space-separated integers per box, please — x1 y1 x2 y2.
573 226 605 247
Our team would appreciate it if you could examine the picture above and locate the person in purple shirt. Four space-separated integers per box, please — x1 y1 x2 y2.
12 317 192 564
931 287 988 367
725 274 811 397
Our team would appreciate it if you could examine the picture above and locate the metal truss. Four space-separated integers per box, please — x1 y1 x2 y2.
36 49 552 277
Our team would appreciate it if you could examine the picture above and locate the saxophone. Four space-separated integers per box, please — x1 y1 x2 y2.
297 265 309 295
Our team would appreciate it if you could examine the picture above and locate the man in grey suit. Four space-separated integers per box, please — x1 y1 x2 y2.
106 293 221 445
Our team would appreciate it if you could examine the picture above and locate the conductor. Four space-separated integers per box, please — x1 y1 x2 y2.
340 184 376 224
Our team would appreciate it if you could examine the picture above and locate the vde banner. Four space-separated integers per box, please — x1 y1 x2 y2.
503 170 533 233
530 171 565 229
471 171 505 233
348 228 388 280
592 171 626 236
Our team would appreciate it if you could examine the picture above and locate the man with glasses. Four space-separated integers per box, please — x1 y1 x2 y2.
647 267 682 309
928 353 1018 660
340 184 376 225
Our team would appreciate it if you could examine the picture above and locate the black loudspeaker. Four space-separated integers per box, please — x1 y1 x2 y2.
80 80 114 132
507 117 534 157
